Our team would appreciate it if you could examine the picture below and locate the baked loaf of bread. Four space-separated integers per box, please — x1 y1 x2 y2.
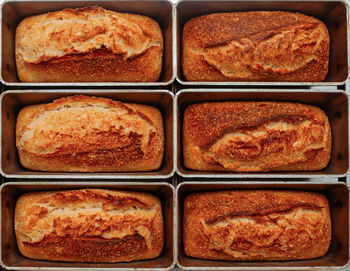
15 189 164 262
15 6 163 82
183 102 331 172
182 11 329 81
183 190 331 261
16 95 164 172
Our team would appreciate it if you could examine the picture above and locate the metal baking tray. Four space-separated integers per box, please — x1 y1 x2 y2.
176 180 349 270
175 89 349 178
0 0 175 87
0 181 176 270
175 0 349 86
0 90 175 179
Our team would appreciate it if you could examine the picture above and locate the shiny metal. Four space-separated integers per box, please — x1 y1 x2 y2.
0 90 175 179
176 180 350 270
175 89 349 178
175 0 349 86
0 0 175 87
0 181 176 270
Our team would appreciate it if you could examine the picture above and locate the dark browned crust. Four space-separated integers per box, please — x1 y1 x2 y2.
183 190 331 261
16 95 164 172
185 102 323 150
22 234 150 263
182 11 329 82
19 132 157 171
18 47 162 82
15 189 164 263
182 101 331 172
16 6 163 82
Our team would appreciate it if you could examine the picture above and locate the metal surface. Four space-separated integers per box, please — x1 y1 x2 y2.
0 181 176 270
0 0 175 87
0 90 175 179
175 0 349 87
0 0 350 270
175 89 349 178
176 180 350 270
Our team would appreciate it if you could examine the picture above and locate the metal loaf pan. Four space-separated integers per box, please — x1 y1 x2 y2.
0 181 175 270
176 180 349 270
0 90 175 179
1 0 175 87
176 89 349 178
176 0 349 86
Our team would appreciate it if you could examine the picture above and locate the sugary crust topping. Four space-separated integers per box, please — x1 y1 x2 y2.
183 190 331 260
16 6 163 64
182 11 329 81
185 190 329 223
183 12 327 49
183 102 331 171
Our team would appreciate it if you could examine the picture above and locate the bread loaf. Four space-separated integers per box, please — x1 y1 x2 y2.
182 11 329 81
15 6 163 82
183 190 331 261
15 189 164 262
183 101 331 172
16 95 164 172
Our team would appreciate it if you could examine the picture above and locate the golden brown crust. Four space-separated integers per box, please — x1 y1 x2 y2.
15 6 163 82
15 189 164 263
182 11 329 82
183 102 331 172
183 190 331 261
16 95 164 172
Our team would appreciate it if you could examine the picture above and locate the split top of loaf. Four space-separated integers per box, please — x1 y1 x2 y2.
182 11 330 82
16 95 164 172
15 188 164 263
16 6 162 64
183 190 331 261
183 101 331 172
15 6 163 82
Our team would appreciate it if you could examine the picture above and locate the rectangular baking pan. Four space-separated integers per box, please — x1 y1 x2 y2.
0 90 175 179
1 0 175 87
176 180 349 270
175 89 349 178
0 181 175 270
175 0 349 86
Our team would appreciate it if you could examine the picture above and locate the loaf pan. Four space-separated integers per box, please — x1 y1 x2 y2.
176 0 349 86
0 90 175 179
176 180 349 270
1 0 175 87
0 181 175 270
176 89 349 178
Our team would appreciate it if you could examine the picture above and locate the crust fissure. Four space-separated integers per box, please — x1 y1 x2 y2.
201 119 329 171
17 104 156 156
190 24 326 78
202 206 327 258
16 6 162 64
17 200 157 248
